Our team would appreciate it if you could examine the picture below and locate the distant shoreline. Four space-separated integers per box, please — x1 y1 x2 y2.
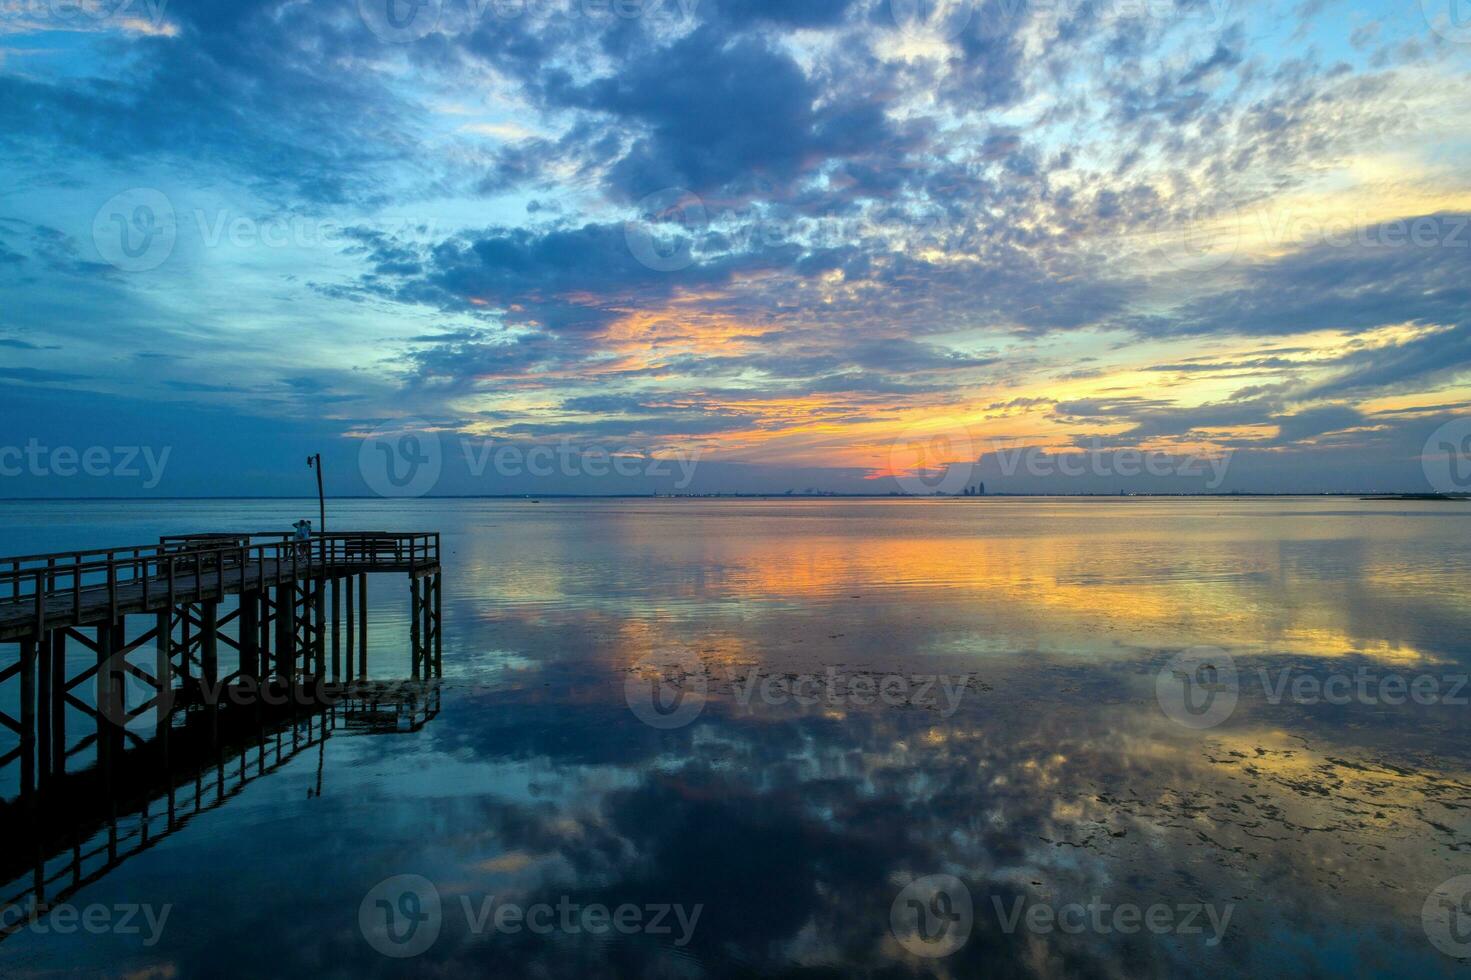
1 493 1467 502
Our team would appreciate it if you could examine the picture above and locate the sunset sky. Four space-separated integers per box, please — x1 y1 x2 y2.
2 0 1469 494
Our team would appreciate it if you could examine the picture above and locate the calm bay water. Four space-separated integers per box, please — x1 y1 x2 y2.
0 497 1469 977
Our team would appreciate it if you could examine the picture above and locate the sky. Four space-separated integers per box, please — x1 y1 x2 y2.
1 0 1469 496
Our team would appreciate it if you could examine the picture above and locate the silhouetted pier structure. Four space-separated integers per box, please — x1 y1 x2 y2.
0 679 441 937
0 531 443 799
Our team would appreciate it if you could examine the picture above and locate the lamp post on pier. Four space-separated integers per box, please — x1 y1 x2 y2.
307 453 326 563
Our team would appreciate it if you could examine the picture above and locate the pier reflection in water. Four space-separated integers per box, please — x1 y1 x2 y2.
0 681 440 939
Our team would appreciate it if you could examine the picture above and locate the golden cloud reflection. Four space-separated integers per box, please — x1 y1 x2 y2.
424 667 1469 976
459 500 1464 667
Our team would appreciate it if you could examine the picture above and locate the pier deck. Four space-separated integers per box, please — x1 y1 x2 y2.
0 532 439 641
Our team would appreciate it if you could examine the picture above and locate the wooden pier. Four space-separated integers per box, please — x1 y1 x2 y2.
0 531 443 799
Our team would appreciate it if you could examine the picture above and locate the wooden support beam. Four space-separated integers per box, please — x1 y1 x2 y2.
344 574 355 682
182 605 240 633
331 577 341 682
156 608 171 667
240 589 260 682
274 584 293 682
424 574 435 677
34 571 45 638
410 576 422 680
201 599 219 746
358 572 368 679
292 581 310 678
62 626 100 655
51 627 66 777
114 623 161 658
96 623 112 784
258 589 271 682
156 608 171 744
111 620 128 760
434 572 443 678
201 600 219 696
65 660 100 693
421 575 433 680
38 631 52 781
314 578 325 683
179 609 191 685
181 606 242 653
20 636 36 796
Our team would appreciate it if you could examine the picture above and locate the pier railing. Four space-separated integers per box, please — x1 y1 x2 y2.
0 532 440 616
